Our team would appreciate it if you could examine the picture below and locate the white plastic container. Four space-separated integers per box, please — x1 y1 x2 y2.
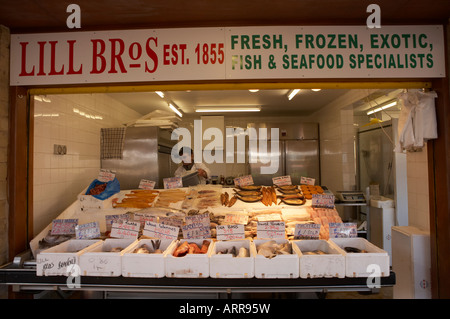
253 239 299 279
210 239 255 278
79 238 136 276
293 239 346 279
122 239 176 278
36 239 102 276
370 196 395 208
330 237 390 277
165 239 213 278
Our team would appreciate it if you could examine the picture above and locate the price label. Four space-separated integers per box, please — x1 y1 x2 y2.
329 223 358 238
234 175 254 187
51 219 78 235
110 220 140 239
139 179 156 190
224 213 248 225
75 221 101 239
98 169 116 182
312 194 335 208
182 223 211 239
185 212 210 227
216 224 245 241
105 214 129 232
143 221 179 240
133 213 157 228
294 223 321 239
159 216 184 228
257 221 285 239
163 176 183 189
272 175 292 186
300 176 315 185
256 213 282 222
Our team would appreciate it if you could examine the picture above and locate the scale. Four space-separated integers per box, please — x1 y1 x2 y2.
334 191 367 204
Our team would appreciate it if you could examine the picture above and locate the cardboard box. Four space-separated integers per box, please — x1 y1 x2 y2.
210 239 255 278
36 239 102 276
79 238 136 276
122 239 176 278
330 237 390 277
293 239 346 278
165 239 213 278
253 239 299 279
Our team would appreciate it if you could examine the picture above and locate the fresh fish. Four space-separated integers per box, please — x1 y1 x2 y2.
133 207 185 218
257 240 292 259
110 247 123 252
237 247 249 258
151 239 162 254
133 244 151 254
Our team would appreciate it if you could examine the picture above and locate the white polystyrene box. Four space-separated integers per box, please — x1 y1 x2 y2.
122 239 176 278
79 238 136 277
253 239 299 279
165 239 213 278
36 239 102 276
293 239 346 279
209 239 255 278
330 237 390 277
370 196 395 209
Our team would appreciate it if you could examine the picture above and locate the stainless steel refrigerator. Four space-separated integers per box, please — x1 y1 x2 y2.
247 122 320 186
101 126 177 190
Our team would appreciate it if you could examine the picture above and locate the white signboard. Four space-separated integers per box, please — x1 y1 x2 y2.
10 25 445 86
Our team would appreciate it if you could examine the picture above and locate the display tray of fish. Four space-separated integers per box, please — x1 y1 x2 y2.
132 240 163 254
236 195 263 202
233 189 262 197
238 185 262 191
301 250 328 255
344 246 368 253
172 240 210 257
216 246 250 258
276 185 298 191
256 240 292 259
279 197 306 206
278 188 301 194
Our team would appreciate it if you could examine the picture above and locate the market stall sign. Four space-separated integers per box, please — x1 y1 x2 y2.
294 223 321 240
105 214 129 232
216 224 245 241
272 175 292 186
143 221 179 240
110 220 140 239
10 25 445 86
329 223 358 238
98 169 115 182
183 213 211 239
51 219 78 235
223 212 249 225
300 176 315 185
234 175 254 187
75 221 101 239
257 221 286 239
138 179 156 190
163 177 183 189
312 194 335 209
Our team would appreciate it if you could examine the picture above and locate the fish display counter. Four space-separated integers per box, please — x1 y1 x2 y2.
0 184 395 298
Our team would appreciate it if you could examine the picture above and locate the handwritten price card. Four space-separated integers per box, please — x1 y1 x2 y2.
75 221 101 239
257 221 286 239
300 176 316 185
234 175 254 187
143 221 179 240
139 179 156 190
224 212 249 225
110 220 140 239
105 214 129 232
312 194 335 208
98 169 116 182
294 223 321 239
159 217 184 228
163 177 183 189
133 213 157 228
51 219 78 235
216 224 245 241
329 223 358 238
272 175 292 186
182 213 211 239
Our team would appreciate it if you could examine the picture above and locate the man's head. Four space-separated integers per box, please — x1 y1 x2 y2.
179 147 194 168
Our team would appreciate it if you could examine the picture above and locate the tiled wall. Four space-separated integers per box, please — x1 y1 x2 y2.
406 145 430 230
33 94 141 236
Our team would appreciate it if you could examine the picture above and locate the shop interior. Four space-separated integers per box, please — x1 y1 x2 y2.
26 85 433 298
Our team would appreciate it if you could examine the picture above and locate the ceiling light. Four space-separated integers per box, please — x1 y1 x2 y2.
367 101 397 115
155 91 165 98
249 89 259 93
195 107 261 113
287 89 300 100
311 89 321 92
169 103 183 117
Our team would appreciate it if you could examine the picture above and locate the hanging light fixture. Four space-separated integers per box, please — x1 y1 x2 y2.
287 89 300 100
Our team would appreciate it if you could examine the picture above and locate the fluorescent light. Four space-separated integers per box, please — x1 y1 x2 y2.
288 89 300 100
249 89 259 93
195 107 261 113
311 89 321 92
169 103 183 117
155 91 165 98
367 101 397 115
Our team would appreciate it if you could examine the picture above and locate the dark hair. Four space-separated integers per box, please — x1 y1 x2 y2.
178 147 194 157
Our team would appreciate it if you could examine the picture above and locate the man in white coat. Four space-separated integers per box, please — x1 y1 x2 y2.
174 147 211 184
